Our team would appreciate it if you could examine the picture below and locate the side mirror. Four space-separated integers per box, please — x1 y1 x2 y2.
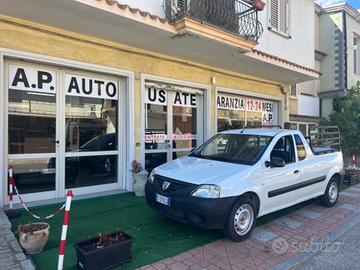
265 157 286 168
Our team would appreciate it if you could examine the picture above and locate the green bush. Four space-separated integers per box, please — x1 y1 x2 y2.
323 81 360 156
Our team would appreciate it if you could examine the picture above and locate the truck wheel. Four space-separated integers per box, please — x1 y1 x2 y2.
223 196 256 242
320 177 339 207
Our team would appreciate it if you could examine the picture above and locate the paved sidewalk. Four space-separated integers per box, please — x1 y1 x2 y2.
296 215 360 270
0 209 35 270
139 184 360 270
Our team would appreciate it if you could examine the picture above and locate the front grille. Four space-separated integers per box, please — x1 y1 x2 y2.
154 175 196 195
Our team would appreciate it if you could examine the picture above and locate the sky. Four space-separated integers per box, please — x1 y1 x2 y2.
316 0 360 9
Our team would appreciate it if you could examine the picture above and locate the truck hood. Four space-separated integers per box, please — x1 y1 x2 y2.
154 156 251 185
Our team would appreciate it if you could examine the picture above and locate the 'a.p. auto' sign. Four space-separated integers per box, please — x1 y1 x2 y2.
9 65 56 94
8 65 118 100
65 74 118 100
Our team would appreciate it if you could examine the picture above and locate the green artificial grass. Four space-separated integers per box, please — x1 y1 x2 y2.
9 182 353 270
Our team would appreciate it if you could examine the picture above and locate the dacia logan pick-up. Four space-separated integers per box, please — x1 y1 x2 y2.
145 127 344 241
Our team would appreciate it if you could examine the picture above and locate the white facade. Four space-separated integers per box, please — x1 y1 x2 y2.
118 0 316 72
317 3 360 117
256 0 315 72
298 95 320 117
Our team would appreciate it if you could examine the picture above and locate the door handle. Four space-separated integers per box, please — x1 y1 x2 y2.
51 140 60 144
294 170 299 174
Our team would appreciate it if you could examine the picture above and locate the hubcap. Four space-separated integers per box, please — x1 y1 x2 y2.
233 204 254 236
329 182 338 203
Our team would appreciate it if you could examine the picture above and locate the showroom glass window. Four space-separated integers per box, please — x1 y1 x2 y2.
8 64 57 194
217 93 277 132
64 73 119 189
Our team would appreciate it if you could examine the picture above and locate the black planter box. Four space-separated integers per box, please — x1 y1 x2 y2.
74 231 133 270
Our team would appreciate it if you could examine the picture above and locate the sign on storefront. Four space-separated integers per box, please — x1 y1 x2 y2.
65 74 118 100
9 65 56 94
145 87 197 107
217 93 275 125
9 66 119 100
217 95 245 110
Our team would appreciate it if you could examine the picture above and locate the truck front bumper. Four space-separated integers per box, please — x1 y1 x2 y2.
145 182 237 229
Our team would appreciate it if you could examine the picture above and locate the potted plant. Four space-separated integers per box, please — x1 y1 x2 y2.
74 230 133 270
131 160 148 196
252 0 265 11
17 222 50 254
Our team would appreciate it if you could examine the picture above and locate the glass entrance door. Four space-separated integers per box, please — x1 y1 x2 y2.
6 62 122 203
7 63 58 201
144 85 204 172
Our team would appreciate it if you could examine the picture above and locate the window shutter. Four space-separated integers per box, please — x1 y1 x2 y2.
279 0 289 34
269 0 279 30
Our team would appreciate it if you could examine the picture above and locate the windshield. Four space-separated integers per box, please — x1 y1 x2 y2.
190 134 273 165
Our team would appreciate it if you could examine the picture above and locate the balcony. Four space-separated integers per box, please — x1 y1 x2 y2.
163 0 264 42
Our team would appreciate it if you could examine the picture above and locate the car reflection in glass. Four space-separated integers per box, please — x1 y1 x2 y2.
12 133 117 190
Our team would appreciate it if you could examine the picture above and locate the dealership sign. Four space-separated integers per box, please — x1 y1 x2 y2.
65 74 118 100
217 94 275 125
217 95 245 111
9 65 56 94
145 87 197 108
9 65 118 100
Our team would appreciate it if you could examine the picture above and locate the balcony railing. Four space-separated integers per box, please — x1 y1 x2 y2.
163 0 264 42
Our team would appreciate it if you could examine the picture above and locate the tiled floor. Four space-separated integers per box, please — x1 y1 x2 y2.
139 184 360 270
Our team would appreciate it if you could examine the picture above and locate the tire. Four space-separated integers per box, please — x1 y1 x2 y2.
223 196 257 242
320 176 339 207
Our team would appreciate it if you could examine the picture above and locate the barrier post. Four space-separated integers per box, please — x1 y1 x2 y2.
8 167 14 210
352 154 357 167
6 167 21 219
57 190 74 270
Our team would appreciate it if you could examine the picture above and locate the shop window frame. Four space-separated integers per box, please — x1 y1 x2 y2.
0 48 134 206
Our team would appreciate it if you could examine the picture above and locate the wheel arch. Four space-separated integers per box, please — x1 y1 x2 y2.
238 191 261 217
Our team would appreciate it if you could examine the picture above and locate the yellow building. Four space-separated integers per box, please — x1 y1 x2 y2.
0 0 319 205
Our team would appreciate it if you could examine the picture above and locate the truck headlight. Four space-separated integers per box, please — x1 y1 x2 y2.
148 170 156 184
192 185 221 198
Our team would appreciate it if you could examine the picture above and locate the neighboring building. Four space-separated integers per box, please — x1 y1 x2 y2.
287 3 326 136
317 2 360 118
0 0 318 206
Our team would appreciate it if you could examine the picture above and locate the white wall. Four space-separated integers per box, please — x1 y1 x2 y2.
346 13 360 88
298 95 320 116
256 0 315 71
118 0 315 71
319 12 342 92
117 0 164 17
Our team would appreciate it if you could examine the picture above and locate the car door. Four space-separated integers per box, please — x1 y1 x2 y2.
261 135 300 214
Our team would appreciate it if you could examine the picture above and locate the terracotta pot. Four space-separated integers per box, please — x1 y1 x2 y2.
133 170 148 196
252 0 265 11
18 222 50 254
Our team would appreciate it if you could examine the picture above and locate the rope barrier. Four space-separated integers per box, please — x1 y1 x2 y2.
9 167 66 220
13 184 66 220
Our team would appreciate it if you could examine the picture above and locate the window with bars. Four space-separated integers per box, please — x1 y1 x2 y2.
290 84 297 97
269 0 289 36
354 34 360 75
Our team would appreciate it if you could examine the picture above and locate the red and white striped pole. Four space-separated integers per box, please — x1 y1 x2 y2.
8 167 15 210
352 154 357 166
57 190 73 270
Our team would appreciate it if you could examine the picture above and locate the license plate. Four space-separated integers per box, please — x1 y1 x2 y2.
156 194 171 206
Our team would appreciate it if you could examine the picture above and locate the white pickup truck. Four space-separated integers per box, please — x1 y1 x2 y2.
145 127 344 241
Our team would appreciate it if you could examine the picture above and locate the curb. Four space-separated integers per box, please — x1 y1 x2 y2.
269 209 360 270
0 208 36 270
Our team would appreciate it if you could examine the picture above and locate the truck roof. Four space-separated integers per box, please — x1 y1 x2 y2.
220 128 297 137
